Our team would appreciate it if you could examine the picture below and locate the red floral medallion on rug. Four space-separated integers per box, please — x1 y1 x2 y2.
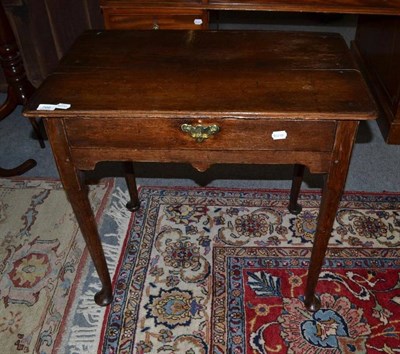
97 187 400 354
212 246 399 353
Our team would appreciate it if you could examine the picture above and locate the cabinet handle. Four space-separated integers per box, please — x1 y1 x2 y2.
153 22 159 30
181 123 220 142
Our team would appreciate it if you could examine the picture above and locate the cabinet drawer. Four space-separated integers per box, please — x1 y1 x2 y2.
65 117 336 152
104 10 207 30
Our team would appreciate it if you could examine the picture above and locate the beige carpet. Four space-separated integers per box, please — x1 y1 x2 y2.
0 178 114 353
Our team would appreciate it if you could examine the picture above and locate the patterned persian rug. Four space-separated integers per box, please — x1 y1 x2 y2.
0 177 116 354
63 186 400 354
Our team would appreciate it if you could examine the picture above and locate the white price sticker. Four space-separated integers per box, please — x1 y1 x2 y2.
271 130 288 140
56 103 71 109
37 104 56 111
37 103 71 111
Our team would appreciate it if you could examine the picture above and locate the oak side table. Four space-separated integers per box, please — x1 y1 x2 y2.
24 30 376 311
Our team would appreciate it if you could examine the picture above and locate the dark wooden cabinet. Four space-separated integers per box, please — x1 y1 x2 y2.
0 0 103 89
352 16 400 144
103 7 208 30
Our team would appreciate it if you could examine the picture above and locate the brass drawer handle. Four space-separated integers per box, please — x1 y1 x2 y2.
152 22 159 30
181 123 220 142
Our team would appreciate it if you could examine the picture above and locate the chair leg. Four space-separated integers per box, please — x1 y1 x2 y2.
288 164 305 214
0 86 18 121
124 162 140 212
0 159 36 177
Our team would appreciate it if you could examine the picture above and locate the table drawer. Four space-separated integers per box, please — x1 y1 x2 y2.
103 10 207 30
64 117 336 152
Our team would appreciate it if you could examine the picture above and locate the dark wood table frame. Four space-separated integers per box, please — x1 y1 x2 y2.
24 30 376 311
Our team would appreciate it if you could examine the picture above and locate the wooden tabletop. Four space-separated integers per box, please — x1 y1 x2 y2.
24 30 377 120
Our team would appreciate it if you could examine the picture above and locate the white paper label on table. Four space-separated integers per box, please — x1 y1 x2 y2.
271 130 288 140
37 103 71 111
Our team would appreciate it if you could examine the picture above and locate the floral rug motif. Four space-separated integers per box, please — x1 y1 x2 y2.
97 187 400 354
213 247 400 353
0 177 114 353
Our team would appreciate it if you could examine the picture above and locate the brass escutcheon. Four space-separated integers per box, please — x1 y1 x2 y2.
181 123 220 142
